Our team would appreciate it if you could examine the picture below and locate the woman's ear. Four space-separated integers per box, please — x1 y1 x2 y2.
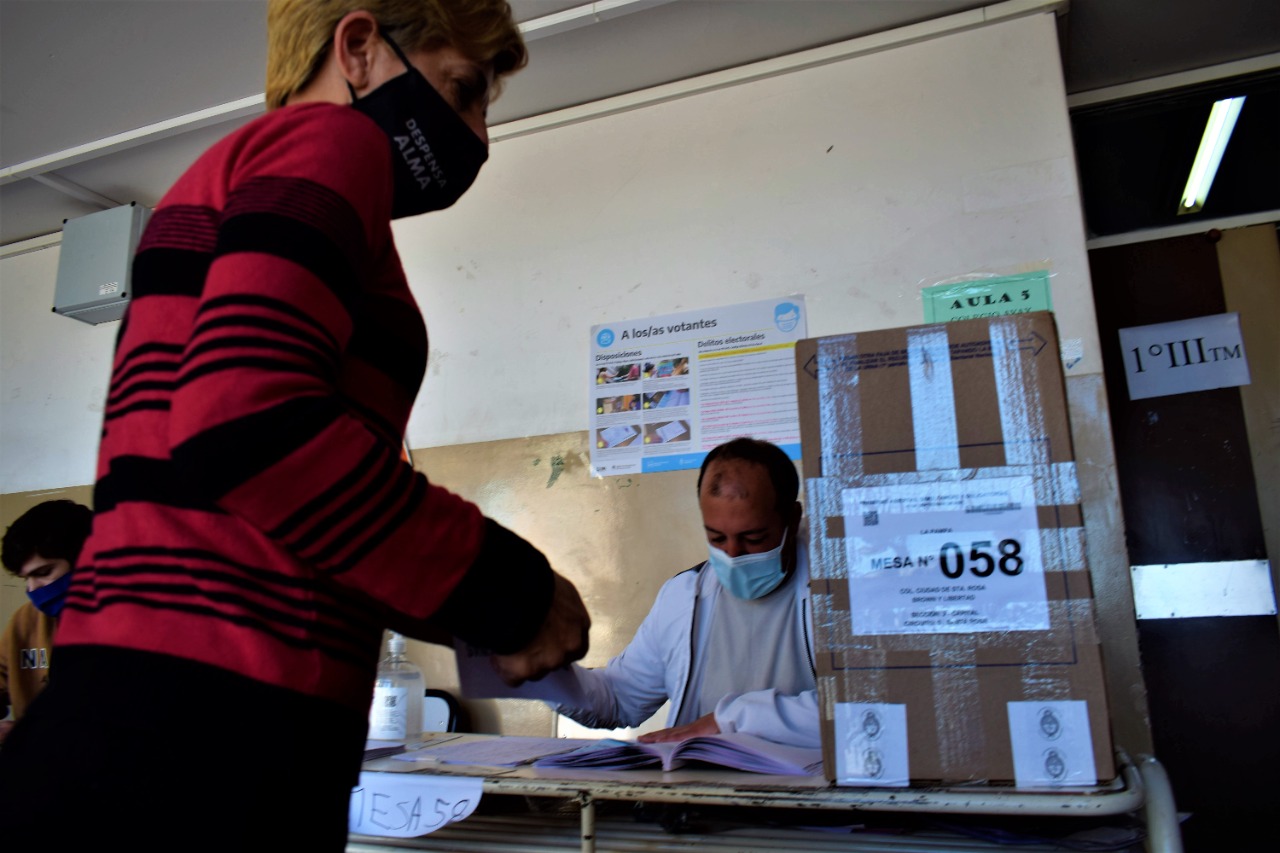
332 10 381 94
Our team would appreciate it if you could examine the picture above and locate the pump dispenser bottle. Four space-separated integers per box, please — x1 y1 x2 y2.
367 631 424 742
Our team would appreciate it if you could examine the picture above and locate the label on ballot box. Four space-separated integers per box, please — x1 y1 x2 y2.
840 477 1049 635
1006 700 1098 787
834 702 909 786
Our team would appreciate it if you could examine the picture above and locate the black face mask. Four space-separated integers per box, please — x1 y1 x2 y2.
350 32 489 218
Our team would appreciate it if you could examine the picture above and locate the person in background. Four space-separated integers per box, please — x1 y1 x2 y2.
0 501 93 744
0 2 589 849
557 437 818 747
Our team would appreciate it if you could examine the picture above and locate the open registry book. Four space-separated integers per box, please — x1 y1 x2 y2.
449 642 820 775
533 732 823 776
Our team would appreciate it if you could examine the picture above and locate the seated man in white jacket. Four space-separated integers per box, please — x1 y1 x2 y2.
557 437 818 748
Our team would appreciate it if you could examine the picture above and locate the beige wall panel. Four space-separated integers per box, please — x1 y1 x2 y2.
1218 224 1280 627
402 431 708 735
1066 374 1152 756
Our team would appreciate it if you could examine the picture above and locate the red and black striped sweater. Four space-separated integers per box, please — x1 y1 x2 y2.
57 102 553 722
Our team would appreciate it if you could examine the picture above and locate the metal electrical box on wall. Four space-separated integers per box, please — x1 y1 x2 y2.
53 202 150 325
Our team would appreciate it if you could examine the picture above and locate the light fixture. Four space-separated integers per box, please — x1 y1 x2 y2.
1178 96 1246 215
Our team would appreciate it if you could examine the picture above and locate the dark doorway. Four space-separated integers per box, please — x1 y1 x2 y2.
1088 231 1280 851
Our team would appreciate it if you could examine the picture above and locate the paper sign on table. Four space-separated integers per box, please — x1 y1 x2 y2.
348 771 482 837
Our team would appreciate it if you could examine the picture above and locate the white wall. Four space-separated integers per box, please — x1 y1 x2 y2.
0 246 115 491
400 11 1099 448
1 11 1099 492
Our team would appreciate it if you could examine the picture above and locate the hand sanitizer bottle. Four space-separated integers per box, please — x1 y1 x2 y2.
367 631 424 742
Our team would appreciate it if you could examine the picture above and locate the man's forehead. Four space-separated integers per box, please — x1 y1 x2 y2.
702 458 774 498
704 518 773 534
19 553 57 576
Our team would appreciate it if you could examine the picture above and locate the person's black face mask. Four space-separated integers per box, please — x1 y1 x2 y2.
350 31 489 218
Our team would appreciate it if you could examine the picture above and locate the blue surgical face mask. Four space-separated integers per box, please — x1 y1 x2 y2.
27 571 72 617
708 528 789 600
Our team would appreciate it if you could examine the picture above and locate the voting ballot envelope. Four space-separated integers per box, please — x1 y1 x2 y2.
795 312 1115 787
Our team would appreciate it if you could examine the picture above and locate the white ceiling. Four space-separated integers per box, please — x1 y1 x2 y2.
2 0 1278 249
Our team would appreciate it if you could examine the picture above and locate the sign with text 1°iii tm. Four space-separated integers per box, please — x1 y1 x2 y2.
1118 312 1250 401
921 271 1052 323
589 296 807 477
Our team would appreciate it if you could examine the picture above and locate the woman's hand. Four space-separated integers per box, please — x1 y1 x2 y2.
489 571 590 685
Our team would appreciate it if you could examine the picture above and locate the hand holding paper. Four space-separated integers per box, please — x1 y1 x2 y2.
490 571 590 686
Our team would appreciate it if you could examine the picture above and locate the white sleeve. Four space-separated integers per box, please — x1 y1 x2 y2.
713 688 821 748
555 579 684 730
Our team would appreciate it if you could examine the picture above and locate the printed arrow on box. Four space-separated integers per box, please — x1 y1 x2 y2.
1021 330 1048 356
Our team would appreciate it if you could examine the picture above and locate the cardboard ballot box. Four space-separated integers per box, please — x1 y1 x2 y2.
795 312 1115 787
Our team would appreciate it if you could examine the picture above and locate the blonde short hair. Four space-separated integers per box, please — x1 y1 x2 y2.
266 0 527 110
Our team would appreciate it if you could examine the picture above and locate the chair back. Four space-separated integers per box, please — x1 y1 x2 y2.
423 688 462 732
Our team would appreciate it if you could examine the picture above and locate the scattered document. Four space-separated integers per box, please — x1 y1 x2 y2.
365 733 460 762
454 640 590 707
534 732 823 775
363 740 407 761
397 736 595 767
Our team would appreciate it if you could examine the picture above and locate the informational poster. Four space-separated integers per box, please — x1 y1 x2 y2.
840 477 1048 635
1118 312 1250 400
589 297 806 476
921 271 1052 323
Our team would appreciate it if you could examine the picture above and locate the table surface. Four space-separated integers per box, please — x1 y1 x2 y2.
361 732 1147 817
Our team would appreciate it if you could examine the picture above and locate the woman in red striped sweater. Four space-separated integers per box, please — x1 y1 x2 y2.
0 2 590 848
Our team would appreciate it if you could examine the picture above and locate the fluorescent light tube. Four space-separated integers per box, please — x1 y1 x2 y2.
1178 96 1246 215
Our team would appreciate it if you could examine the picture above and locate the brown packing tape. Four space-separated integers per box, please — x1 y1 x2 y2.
852 329 918 476
1038 503 1084 529
891 667 944 780
795 337 826 481
951 339 1007 470
832 578 852 614
882 649 934 668
1053 567 1097 601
